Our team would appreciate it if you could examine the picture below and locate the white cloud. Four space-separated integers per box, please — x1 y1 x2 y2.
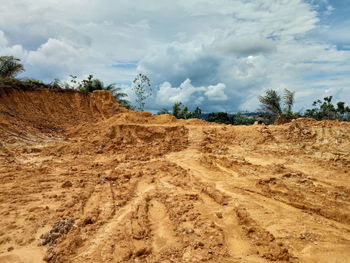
156 79 206 106
204 83 228 101
0 0 349 112
0 31 8 47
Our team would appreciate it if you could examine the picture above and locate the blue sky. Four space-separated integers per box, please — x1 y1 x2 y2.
0 0 349 112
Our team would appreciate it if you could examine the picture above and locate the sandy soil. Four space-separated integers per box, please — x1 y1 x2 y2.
0 87 350 263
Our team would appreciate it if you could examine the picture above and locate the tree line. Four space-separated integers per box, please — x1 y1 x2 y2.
1 55 349 124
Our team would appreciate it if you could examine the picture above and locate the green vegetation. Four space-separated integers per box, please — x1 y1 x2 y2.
259 89 296 121
67 75 133 109
207 112 262 125
0 56 25 78
1 55 350 124
21 78 44 85
304 96 350 121
157 102 201 119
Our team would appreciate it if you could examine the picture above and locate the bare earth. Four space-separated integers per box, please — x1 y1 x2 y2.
0 87 349 263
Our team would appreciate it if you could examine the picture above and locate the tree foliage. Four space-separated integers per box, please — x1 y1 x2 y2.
259 89 295 120
207 112 258 125
53 74 133 109
304 96 350 121
283 89 295 115
259 89 282 116
157 102 202 119
132 73 152 111
0 56 24 78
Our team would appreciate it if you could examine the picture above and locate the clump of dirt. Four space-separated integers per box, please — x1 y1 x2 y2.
40 219 75 246
0 83 350 263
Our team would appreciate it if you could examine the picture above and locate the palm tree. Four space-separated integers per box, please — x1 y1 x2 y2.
259 89 295 122
0 56 24 78
259 89 282 117
87 78 133 109
110 85 133 109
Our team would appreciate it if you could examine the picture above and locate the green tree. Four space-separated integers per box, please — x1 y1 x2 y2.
76 74 94 93
259 89 282 117
304 96 350 121
171 102 194 119
259 89 295 120
68 75 133 109
159 102 202 119
207 112 231 124
172 102 182 118
193 107 202 118
0 56 24 78
132 73 152 111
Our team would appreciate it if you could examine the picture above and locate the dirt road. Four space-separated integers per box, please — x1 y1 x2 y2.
0 87 349 263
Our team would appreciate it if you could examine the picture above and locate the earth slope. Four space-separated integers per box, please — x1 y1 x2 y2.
0 84 350 263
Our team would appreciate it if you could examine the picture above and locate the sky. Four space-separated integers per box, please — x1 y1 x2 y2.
0 0 349 112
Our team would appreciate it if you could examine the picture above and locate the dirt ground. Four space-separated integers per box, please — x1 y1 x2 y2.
0 87 350 263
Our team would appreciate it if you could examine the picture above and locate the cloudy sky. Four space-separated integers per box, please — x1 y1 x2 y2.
0 0 349 112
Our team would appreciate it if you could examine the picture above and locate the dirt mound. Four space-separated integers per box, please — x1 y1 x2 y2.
0 83 350 263
0 85 126 142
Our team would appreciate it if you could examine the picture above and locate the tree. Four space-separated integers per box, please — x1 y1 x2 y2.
172 102 182 118
0 56 24 78
259 89 282 117
158 102 202 119
68 75 133 109
50 78 64 89
193 107 202 118
259 89 295 120
76 74 94 93
304 96 350 121
171 102 195 119
132 73 152 111
283 89 295 116
207 112 231 124
112 86 133 110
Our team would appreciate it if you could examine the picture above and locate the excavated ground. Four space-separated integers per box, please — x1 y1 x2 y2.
0 87 350 263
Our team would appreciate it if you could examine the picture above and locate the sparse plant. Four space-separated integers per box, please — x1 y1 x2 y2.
132 73 152 111
21 78 43 85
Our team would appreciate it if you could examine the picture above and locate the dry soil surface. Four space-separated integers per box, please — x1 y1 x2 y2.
0 88 350 263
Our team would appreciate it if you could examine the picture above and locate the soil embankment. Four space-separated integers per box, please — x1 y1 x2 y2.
0 83 349 263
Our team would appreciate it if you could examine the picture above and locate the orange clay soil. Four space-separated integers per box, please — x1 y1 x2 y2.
0 85 350 263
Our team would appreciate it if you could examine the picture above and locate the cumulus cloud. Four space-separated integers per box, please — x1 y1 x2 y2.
157 79 206 107
0 0 349 112
154 79 228 111
204 83 228 101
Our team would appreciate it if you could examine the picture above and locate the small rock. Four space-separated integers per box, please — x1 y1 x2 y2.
61 181 73 188
134 247 150 257
183 228 194 234
215 212 223 219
